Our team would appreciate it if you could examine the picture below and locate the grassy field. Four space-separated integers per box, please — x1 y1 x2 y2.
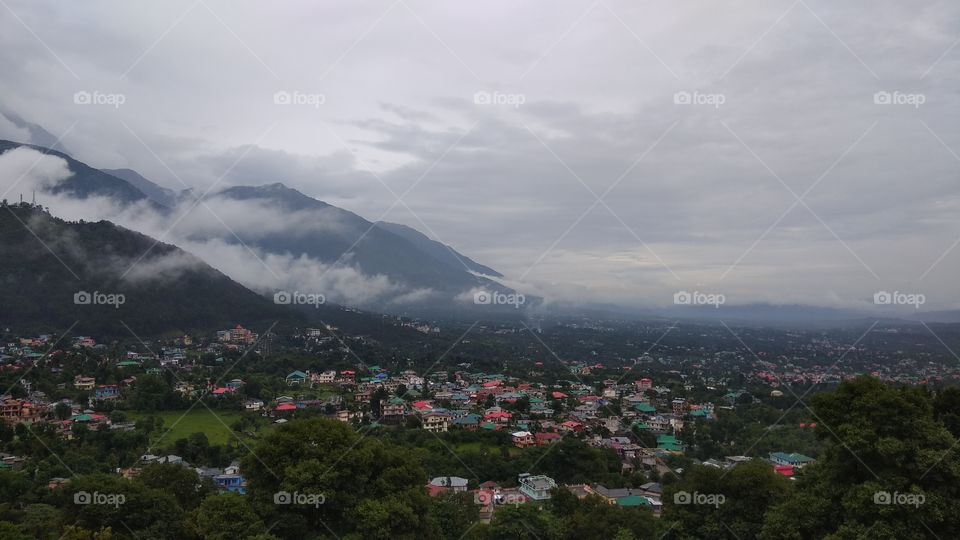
128 409 245 447
454 441 522 457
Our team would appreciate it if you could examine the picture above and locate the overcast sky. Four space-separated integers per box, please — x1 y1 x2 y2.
1 0 959 311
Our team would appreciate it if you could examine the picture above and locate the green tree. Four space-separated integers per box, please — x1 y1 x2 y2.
761 377 960 539
242 417 433 538
190 493 266 540
136 462 211 510
663 460 790 539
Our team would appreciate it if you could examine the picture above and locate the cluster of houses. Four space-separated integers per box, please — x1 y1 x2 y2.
426 472 665 522
0 329 822 506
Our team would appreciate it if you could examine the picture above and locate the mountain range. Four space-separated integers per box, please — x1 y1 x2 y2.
0 138 520 321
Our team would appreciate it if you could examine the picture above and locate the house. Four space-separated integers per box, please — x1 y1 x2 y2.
657 434 683 453
591 485 652 507
213 472 246 494
316 370 337 384
93 384 120 400
382 397 406 421
335 410 361 423
244 399 264 411
774 465 795 477
535 432 562 446
73 376 96 391
1 399 46 425
769 452 815 469
724 455 752 468
274 403 297 414
671 398 688 415
634 403 657 415
422 411 451 433
518 474 557 501
451 414 480 429
285 370 308 386
512 431 535 448
427 476 469 496
559 420 584 433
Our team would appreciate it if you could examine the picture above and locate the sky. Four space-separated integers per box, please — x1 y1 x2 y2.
1 0 959 312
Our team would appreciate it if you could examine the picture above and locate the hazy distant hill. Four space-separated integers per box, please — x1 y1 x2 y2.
374 221 502 278
102 167 183 207
210 183 512 300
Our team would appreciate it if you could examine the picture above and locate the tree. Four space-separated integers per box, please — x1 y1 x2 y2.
662 460 790 539
0 522 31 540
761 377 960 539
136 462 211 510
242 417 433 538
19 504 62 539
190 493 266 540
60 474 186 538
54 402 72 421
487 504 558 539
426 491 479 539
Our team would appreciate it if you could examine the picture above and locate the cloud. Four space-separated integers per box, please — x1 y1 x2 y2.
2 2 959 311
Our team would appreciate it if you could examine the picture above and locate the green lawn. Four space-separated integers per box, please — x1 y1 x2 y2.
128 409 245 446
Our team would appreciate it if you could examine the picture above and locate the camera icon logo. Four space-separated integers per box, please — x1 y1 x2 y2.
274 491 291 504
873 291 892 305
674 490 691 504
274 291 292 305
473 91 492 105
74 291 92 305
673 291 692 305
273 91 292 105
473 290 492 304
874 491 891 505
73 91 92 105
74 491 92 504
873 91 892 105
673 91 692 105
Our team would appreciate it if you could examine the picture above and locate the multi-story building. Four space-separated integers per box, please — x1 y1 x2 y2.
422 411 451 432
512 431 535 448
382 397 406 421
518 474 557 501
1 399 46 425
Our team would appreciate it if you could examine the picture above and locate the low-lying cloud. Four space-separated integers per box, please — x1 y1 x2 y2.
0 147 428 307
